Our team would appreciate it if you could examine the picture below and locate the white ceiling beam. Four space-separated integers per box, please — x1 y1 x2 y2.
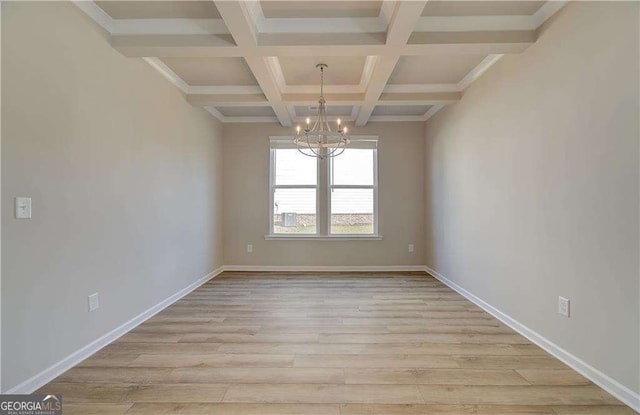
533 1 568 28
258 32 387 47
379 0 397 27
281 93 365 106
415 15 538 32
214 0 292 126
356 1 428 126
205 106 226 122
384 83 459 93
84 6 549 37
74 0 568 125
187 94 270 107
457 54 503 90
111 19 229 36
409 30 536 45
206 107 281 124
221 116 280 123
112 34 240 57
378 92 461 105
73 0 113 33
110 31 533 58
359 56 378 91
256 44 389 57
143 57 190 92
187 91 459 107
258 17 387 34
423 104 445 121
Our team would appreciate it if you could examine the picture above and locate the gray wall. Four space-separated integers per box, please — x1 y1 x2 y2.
223 122 425 267
1 2 224 390
424 2 639 395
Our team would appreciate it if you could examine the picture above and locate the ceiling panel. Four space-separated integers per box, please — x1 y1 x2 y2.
422 1 546 16
388 55 486 84
96 1 221 19
280 56 367 86
215 106 276 117
261 1 382 18
295 105 353 117
372 105 432 117
161 58 258 86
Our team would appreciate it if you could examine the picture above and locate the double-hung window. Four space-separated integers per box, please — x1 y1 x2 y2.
269 136 378 238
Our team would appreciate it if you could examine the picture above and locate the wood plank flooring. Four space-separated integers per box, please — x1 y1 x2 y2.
38 272 635 414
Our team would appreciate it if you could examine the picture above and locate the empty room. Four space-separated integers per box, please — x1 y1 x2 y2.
1 0 639 414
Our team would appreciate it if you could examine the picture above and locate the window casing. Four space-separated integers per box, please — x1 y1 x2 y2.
269 136 379 238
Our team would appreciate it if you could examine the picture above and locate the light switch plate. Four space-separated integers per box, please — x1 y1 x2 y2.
88 293 100 312
558 296 570 317
15 197 32 219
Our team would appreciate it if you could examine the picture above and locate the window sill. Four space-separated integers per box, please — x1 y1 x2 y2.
264 234 383 241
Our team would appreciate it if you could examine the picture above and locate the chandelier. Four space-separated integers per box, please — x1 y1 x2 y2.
294 64 350 159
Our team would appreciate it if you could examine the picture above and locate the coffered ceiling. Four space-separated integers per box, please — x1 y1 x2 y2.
77 0 567 125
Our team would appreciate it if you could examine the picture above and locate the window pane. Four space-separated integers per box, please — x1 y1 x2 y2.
332 149 374 186
275 149 317 185
273 188 316 234
330 188 374 234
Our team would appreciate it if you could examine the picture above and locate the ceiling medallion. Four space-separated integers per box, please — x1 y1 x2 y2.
293 64 350 159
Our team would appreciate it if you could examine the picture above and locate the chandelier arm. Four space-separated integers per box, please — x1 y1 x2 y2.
311 108 321 132
326 140 346 158
305 134 319 158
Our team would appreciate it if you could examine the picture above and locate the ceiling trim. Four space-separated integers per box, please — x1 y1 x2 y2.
415 15 538 32
205 106 279 123
457 54 504 91
74 0 568 125
214 0 292 126
356 1 429 126
74 0 113 32
533 1 568 27
111 19 229 36
258 17 387 34
424 104 445 121
144 58 264 95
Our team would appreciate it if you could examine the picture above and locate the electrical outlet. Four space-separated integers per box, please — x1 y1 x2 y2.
15 197 32 219
88 293 100 312
408 244 414 253
247 244 253 253
558 296 570 317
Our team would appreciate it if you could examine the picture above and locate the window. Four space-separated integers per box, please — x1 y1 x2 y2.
271 149 318 234
269 137 378 237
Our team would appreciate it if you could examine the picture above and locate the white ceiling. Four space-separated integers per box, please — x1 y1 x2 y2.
77 0 567 125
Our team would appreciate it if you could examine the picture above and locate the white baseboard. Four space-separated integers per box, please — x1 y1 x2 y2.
222 265 426 272
7 263 638 412
4 266 224 394
424 265 640 413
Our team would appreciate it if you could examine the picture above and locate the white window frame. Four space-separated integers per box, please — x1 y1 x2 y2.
268 136 381 240
269 142 321 236
328 144 379 236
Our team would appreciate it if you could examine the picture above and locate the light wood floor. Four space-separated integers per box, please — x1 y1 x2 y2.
39 272 634 414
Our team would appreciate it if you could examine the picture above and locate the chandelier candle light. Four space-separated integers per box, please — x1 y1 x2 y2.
294 64 350 159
